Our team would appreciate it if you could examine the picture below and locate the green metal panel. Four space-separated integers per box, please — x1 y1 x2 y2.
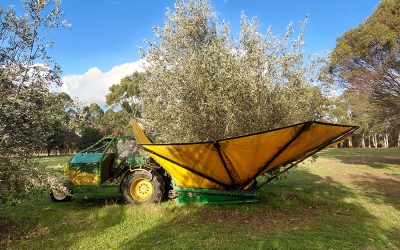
70 153 103 164
174 186 259 206
127 155 148 166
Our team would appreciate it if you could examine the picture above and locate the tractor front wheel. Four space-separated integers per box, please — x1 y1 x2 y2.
121 170 165 204
50 189 72 202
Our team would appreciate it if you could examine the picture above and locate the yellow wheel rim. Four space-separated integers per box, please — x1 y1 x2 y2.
130 178 153 202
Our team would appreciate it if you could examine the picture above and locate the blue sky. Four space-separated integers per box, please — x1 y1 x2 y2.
50 0 380 75
3 0 381 104
45 0 379 75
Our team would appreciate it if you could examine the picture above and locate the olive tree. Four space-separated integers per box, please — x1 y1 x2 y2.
140 0 327 143
0 0 68 203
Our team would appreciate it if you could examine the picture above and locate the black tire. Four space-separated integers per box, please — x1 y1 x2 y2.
50 189 73 202
121 170 165 204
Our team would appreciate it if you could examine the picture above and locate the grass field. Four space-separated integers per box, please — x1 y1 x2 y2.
1 148 399 249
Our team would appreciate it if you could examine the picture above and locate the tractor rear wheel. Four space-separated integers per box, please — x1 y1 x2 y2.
121 170 165 204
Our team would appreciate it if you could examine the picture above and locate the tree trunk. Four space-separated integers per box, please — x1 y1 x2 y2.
361 134 366 148
384 133 389 148
371 134 376 148
348 137 353 148
398 132 400 148
383 134 387 148
368 135 371 148
374 133 378 148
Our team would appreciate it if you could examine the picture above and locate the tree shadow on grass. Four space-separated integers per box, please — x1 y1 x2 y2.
119 170 398 249
43 203 127 249
0 191 127 249
318 149 400 169
336 156 400 169
352 173 400 211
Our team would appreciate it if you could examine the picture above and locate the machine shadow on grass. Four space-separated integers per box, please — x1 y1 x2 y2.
119 170 396 249
0 191 126 248
70 192 124 207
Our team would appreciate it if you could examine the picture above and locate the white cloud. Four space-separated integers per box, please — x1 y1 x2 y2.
59 59 145 105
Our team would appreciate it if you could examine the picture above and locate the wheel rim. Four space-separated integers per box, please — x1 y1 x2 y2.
130 178 153 202
53 191 67 200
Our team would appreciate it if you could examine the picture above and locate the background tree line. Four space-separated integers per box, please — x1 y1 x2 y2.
40 72 144 156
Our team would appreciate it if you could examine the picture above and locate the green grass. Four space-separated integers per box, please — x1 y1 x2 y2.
1 148 399 249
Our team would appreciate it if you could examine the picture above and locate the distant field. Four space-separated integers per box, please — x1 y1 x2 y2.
35 155 72 169
1 148 399 249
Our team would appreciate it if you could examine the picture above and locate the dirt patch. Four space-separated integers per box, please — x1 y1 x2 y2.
0 217 37 245
0 218 21 243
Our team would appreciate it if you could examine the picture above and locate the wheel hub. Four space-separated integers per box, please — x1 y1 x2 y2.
130 178 153 202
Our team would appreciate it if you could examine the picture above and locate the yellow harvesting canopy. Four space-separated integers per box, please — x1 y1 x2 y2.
131 118 357 190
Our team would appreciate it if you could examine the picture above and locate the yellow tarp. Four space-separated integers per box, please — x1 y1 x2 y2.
131 118 357 190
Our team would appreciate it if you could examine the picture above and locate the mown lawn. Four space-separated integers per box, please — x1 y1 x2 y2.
1 148 399 249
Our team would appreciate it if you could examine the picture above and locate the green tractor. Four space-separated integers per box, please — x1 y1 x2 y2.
52 118 357 206
50 136 172 204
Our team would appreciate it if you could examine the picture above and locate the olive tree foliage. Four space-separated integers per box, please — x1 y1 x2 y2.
0 0 68 203
140 0 327 143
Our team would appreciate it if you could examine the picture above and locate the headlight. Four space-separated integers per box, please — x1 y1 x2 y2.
64 163 68 173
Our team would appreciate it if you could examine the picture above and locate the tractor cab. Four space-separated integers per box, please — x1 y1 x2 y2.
65 137 119 186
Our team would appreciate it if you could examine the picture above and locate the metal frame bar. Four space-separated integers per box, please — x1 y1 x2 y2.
213 141 235 186
79 136 111 153
255 159 304 190
139 121 358 147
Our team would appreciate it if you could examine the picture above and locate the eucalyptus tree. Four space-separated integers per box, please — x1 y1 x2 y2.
329 0 400 146
140 0 327 143
106 72 144 117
